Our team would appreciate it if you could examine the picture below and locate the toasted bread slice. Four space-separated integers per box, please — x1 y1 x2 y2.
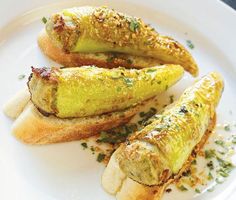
12 103 144 144
102 116 216 200
4 89 152 144
38 30 162 69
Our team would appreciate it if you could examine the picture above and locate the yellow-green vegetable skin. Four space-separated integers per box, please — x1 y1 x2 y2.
118 72 224 186
28 65 183 118
45 6 198 76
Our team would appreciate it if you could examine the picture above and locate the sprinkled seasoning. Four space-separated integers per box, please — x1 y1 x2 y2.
138 107 157 125
207 161 214 170
169 95 174 104
97 123 138 144
42 17 47 24
186 40 194 49
177 185 188 191
123 77 133 87
81 142 88 149
97 153 106 162
165 188 172 193
195 188 201 193
146 68 157 73
215 140 225 147
224 124 231 131
207 171 213 180
129 18 140 32
179 106 188 114
205 149 216 159
18 74 25 80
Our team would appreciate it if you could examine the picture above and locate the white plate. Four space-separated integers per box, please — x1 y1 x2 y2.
0 0 236 199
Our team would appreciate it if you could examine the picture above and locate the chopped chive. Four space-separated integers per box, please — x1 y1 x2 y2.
42 17 47 24
224 124 231 131
186 40 194 49
195 188 201 193
178 185 188 191
146 68 157 73
123 77 133 87
207 161 214 170
18 74 25 80
129 19 140 32
166 188 172 193
205 149 216 159
215 140 225 147
97 153 106 162
81 142 88 149
208 171 213 180
169 95 174 103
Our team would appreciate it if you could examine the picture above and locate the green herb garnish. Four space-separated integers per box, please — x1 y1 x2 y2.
146 68 157 73
81 142 88 149
208 171 213 180
186 40 194 49
97 124 138 144
231 135 236 144
207 161 214 170
169 95 174 104
205 149 216 159
129 19 140 32
42 17 47 24
224 124 231 131
97 153 106 162
18 74 25 80
138 107 157 125
218 169 229 177
123 77 133 87
191 159 197 165
165 188 172 193
215 140 225 147
178 185 188 191
195 188 201 193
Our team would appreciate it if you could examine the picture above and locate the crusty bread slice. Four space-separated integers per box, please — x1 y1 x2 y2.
4 89 152 144
102 116 216 200
12 103 143 144
38 30 162 69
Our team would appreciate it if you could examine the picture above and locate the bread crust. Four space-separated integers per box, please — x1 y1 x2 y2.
102 115 216 200
12 101 150 145
38 30 162 69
